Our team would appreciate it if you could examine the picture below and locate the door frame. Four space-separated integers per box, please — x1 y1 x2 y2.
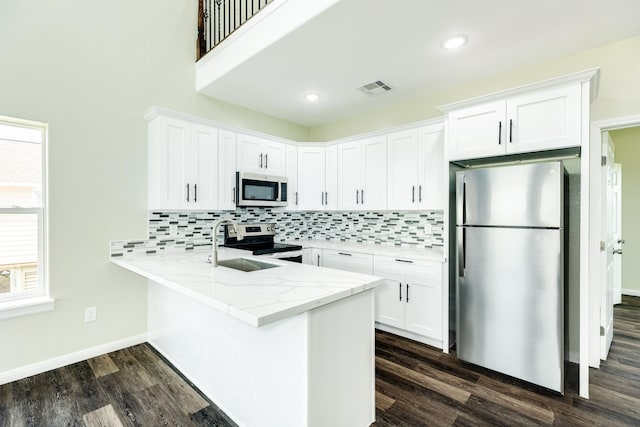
588 114 640 392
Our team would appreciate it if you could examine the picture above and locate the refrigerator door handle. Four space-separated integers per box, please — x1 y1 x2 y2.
458 227 466 278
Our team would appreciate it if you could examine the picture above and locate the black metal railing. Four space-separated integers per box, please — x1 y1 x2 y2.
197 0 275 60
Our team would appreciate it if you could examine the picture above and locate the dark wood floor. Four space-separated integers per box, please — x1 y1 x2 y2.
1 296 639 426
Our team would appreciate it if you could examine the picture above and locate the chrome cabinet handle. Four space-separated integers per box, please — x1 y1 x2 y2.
399 283 402 302
356 189 359 204
295 191 298 205
406 284 410 303
338 252 352 256
232 186 236 203
186 183 190 202
412 186 415 203
498 121 502 145
194 184 197 202
259 153 263 168
265 153 268 169
317 254 320 266
321 192 324 205
361 189 364 204
418 185 422 203
325 191 328 205
395 258 413 263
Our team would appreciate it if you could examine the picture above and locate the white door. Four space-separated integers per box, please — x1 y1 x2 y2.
337 141 362 210
236 133 266 174
263 141 286 175
448 100 506 160
600 132 615 359
375 279 405 329
190 124 218 210
285 144 298 210
613 163 623 305
417 123 445 210
387 129 418 210
297 147 325 210
324 145 338 210
218 129 237 210
361 135 387 210
506 84 581 153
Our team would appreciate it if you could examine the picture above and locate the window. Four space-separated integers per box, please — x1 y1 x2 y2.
0 115 51 317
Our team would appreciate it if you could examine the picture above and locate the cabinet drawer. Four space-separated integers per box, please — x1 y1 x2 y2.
374 255 440 284
322 249 373 275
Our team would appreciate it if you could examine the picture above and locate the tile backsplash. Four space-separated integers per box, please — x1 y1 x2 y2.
111 209 443 257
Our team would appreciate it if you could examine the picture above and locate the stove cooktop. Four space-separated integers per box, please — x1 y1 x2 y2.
223 222 302 255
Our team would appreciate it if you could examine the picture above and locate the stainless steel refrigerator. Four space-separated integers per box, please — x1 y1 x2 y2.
456 161 565 393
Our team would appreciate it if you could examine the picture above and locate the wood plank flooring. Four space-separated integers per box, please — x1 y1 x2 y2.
374 295 640 426
1 295 639 426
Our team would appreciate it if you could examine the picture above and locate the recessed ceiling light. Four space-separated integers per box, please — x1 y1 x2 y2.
442 35 467 50
304 93 320 102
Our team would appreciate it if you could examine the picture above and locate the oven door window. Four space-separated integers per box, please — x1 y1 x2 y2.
242 179 279 201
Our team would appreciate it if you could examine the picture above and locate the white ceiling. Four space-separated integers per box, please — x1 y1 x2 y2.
198 0 640 127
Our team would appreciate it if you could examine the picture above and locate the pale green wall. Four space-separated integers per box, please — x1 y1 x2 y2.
0 0 307 373
310 35 640 141
610 127 640 295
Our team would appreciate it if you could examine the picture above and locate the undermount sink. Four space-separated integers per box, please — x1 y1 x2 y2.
217 257 281 272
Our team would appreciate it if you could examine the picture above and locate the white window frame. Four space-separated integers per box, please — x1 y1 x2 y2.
0 115 53 319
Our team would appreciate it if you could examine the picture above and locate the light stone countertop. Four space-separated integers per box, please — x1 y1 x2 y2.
111 247 383 327
287 239 446 262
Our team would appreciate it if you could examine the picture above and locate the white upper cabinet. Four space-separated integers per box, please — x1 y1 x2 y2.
236 133 286 176
324 145 338 210
387 123 444 210
337 136 387 210
217 129 237 210
285 144 298 210
298 146 326 211
447 83 583 161
148 115 218 211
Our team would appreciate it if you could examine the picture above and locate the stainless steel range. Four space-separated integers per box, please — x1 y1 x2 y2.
223 223 303 262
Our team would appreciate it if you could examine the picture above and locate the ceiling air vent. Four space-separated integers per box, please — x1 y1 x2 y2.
357 80 393 96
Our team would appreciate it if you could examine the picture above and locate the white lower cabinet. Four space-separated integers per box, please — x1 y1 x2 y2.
322 249 373 274
374 255 442 344
302 248 323 266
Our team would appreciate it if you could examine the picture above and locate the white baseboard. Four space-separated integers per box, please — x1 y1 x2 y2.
622 288 640 297
0 333 147 385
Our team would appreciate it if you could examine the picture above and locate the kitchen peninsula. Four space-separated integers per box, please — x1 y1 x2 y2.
111 247 382 427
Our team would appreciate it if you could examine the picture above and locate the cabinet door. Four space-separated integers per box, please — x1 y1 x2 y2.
387 129 418 210
337 141 362 210
302 248 323 266
285 144 298 210
264 141 286 175
375 279 405 329
448 100 506 161
506 84 581 153
236 133 266 174
218 129 237 210
404 262 442 340
190 124 218 210
361 135 387 210
298 147 325 210
324 145 338 210
148 116 190 210
322 250 373 274
417 123 444 210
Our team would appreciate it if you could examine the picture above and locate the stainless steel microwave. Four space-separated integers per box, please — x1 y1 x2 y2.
236 172 288 207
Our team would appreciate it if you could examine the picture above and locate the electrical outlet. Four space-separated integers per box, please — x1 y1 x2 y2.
85 307 97 322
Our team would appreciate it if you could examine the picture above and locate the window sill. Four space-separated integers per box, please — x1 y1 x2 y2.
0 296 55 320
